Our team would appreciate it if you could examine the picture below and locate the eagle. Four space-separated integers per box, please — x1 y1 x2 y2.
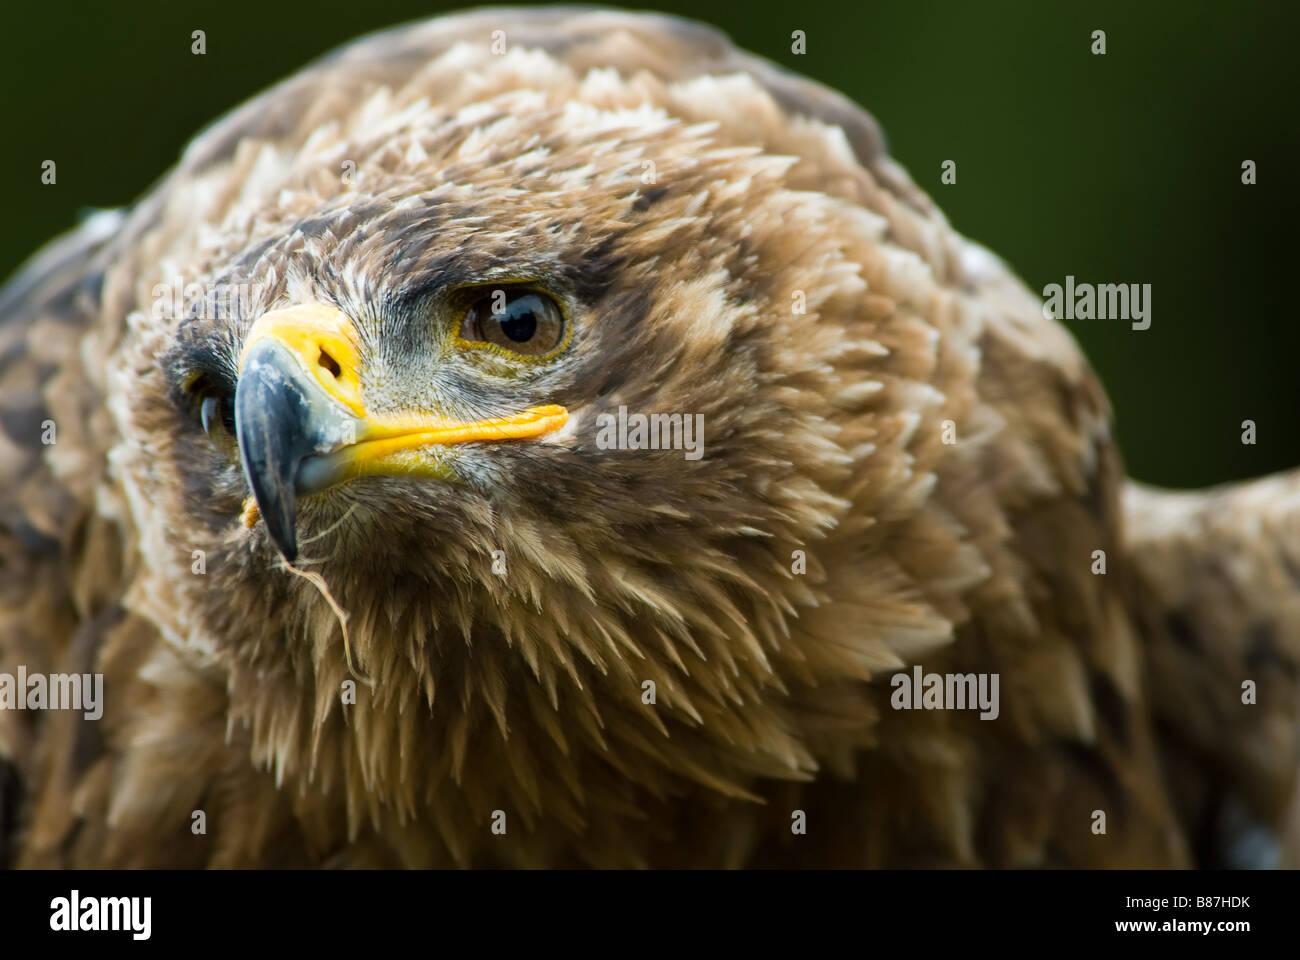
1 7 1297 869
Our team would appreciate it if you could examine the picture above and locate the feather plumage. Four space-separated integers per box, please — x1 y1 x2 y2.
0 7 1294 868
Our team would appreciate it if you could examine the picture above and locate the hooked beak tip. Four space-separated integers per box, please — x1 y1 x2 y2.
235 337 317 562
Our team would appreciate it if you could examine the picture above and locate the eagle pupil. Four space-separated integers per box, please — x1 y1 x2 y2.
500 298 539 342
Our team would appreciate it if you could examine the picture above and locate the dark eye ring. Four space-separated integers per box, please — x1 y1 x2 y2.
459 289 565 356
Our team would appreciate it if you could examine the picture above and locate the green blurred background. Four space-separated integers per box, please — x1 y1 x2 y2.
3 1 1295 488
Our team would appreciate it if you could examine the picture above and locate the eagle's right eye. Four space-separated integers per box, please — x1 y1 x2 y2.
184 373 236 440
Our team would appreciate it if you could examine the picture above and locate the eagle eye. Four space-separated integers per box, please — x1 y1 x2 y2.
184 373 236 440
459 289 565 356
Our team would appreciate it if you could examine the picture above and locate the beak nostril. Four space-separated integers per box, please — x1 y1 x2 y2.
318 348 341 378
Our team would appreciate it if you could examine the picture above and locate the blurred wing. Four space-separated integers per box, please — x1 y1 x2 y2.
1126 476 1300 867
0 209 126 866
